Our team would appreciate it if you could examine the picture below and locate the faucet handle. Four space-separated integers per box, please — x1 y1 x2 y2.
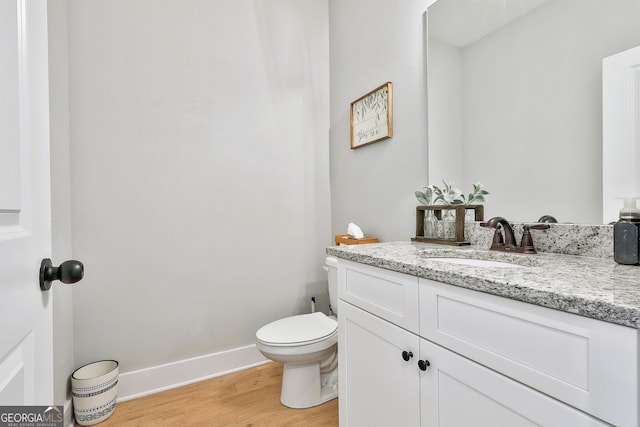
491 225 504 247
480 223 505 249
481 219 507 250
537 215 558 223
520 224 550 254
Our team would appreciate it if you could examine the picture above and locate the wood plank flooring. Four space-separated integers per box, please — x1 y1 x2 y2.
76 362 338 427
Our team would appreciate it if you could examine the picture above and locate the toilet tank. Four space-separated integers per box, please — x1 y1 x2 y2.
325 256 338 315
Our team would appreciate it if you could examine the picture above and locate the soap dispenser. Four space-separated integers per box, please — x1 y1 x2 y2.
614 197 640 265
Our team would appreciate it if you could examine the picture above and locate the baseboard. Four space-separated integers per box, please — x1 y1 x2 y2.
116 344 268 402
63 397 74 427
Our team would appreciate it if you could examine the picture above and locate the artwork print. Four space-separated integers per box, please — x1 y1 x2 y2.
350 82 393 149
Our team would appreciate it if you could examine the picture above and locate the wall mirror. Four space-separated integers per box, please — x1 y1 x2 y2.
426 0 640 224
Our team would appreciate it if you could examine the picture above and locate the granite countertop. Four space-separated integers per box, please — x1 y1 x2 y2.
326 241 640 329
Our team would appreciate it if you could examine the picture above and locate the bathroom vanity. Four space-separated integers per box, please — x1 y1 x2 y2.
328 241 640 427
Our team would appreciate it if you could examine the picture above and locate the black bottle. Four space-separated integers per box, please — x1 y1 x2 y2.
614 199 640 265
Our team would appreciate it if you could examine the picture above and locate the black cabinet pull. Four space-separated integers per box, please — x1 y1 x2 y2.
402 351 413 361
418 359 430 371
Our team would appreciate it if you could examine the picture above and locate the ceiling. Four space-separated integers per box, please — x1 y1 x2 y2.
428 0 551 47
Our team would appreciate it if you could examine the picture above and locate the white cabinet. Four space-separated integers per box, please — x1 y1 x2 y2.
337 259 637 427
420 278 638 426
337 260 420 427
337 259 419 333
338 301 420 427
419 338 608 427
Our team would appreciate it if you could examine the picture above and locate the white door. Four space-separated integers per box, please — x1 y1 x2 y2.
419 338 609 427
338 300 420 427
603 45 640 224
0 0 54 405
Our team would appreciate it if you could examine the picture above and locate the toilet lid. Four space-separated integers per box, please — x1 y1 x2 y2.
256 312 338 345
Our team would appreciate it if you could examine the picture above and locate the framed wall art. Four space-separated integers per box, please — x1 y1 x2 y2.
350 82 393 149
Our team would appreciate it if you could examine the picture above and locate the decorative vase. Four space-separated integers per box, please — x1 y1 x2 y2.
465 208 478 223
442 209 456 240
424 210 437 238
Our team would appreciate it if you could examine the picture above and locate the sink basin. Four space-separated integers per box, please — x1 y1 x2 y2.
418 247 541 268
425 257 526 268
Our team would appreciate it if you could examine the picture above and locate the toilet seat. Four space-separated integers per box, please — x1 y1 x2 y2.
256 312 338 346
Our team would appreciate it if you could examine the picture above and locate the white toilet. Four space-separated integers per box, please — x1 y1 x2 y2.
255 256 339 409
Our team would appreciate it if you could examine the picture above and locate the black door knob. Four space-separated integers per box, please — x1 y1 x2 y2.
402 351 413 361
40 258 84 291
418 359 430 371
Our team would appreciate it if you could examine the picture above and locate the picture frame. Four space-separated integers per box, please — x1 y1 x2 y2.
350 82 393 149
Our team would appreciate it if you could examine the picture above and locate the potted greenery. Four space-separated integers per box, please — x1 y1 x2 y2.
415 180 489 206
414 180 488 242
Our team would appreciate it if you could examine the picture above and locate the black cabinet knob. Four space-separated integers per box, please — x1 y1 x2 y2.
40 258 84 291
402 351 413 361
418 359 431 371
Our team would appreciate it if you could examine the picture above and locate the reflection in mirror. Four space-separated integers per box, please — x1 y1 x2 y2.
603 45 640 224
427 0 640 224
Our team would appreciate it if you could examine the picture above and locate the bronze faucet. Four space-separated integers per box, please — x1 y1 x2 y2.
480 216 550 254
482 217 517 247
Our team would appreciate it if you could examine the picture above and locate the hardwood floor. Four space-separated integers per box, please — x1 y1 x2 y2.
77 362 338 427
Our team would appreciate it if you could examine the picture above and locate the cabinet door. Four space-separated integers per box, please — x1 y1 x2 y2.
339 300 420 427
419 338 610 427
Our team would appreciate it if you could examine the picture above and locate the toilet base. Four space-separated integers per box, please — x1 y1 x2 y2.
280 361 338 409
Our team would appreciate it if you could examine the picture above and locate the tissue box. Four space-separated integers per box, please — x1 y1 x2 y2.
335 234 379 246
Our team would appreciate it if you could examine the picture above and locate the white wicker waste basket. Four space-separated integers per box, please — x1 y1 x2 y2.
71 360 119 426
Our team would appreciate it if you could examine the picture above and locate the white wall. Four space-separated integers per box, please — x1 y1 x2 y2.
66 0 330 385
427 38 464 189
329 0 430 241
48 1 75 420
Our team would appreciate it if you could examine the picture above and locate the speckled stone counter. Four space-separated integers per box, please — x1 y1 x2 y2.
326 241 640 329
465 222 614 258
